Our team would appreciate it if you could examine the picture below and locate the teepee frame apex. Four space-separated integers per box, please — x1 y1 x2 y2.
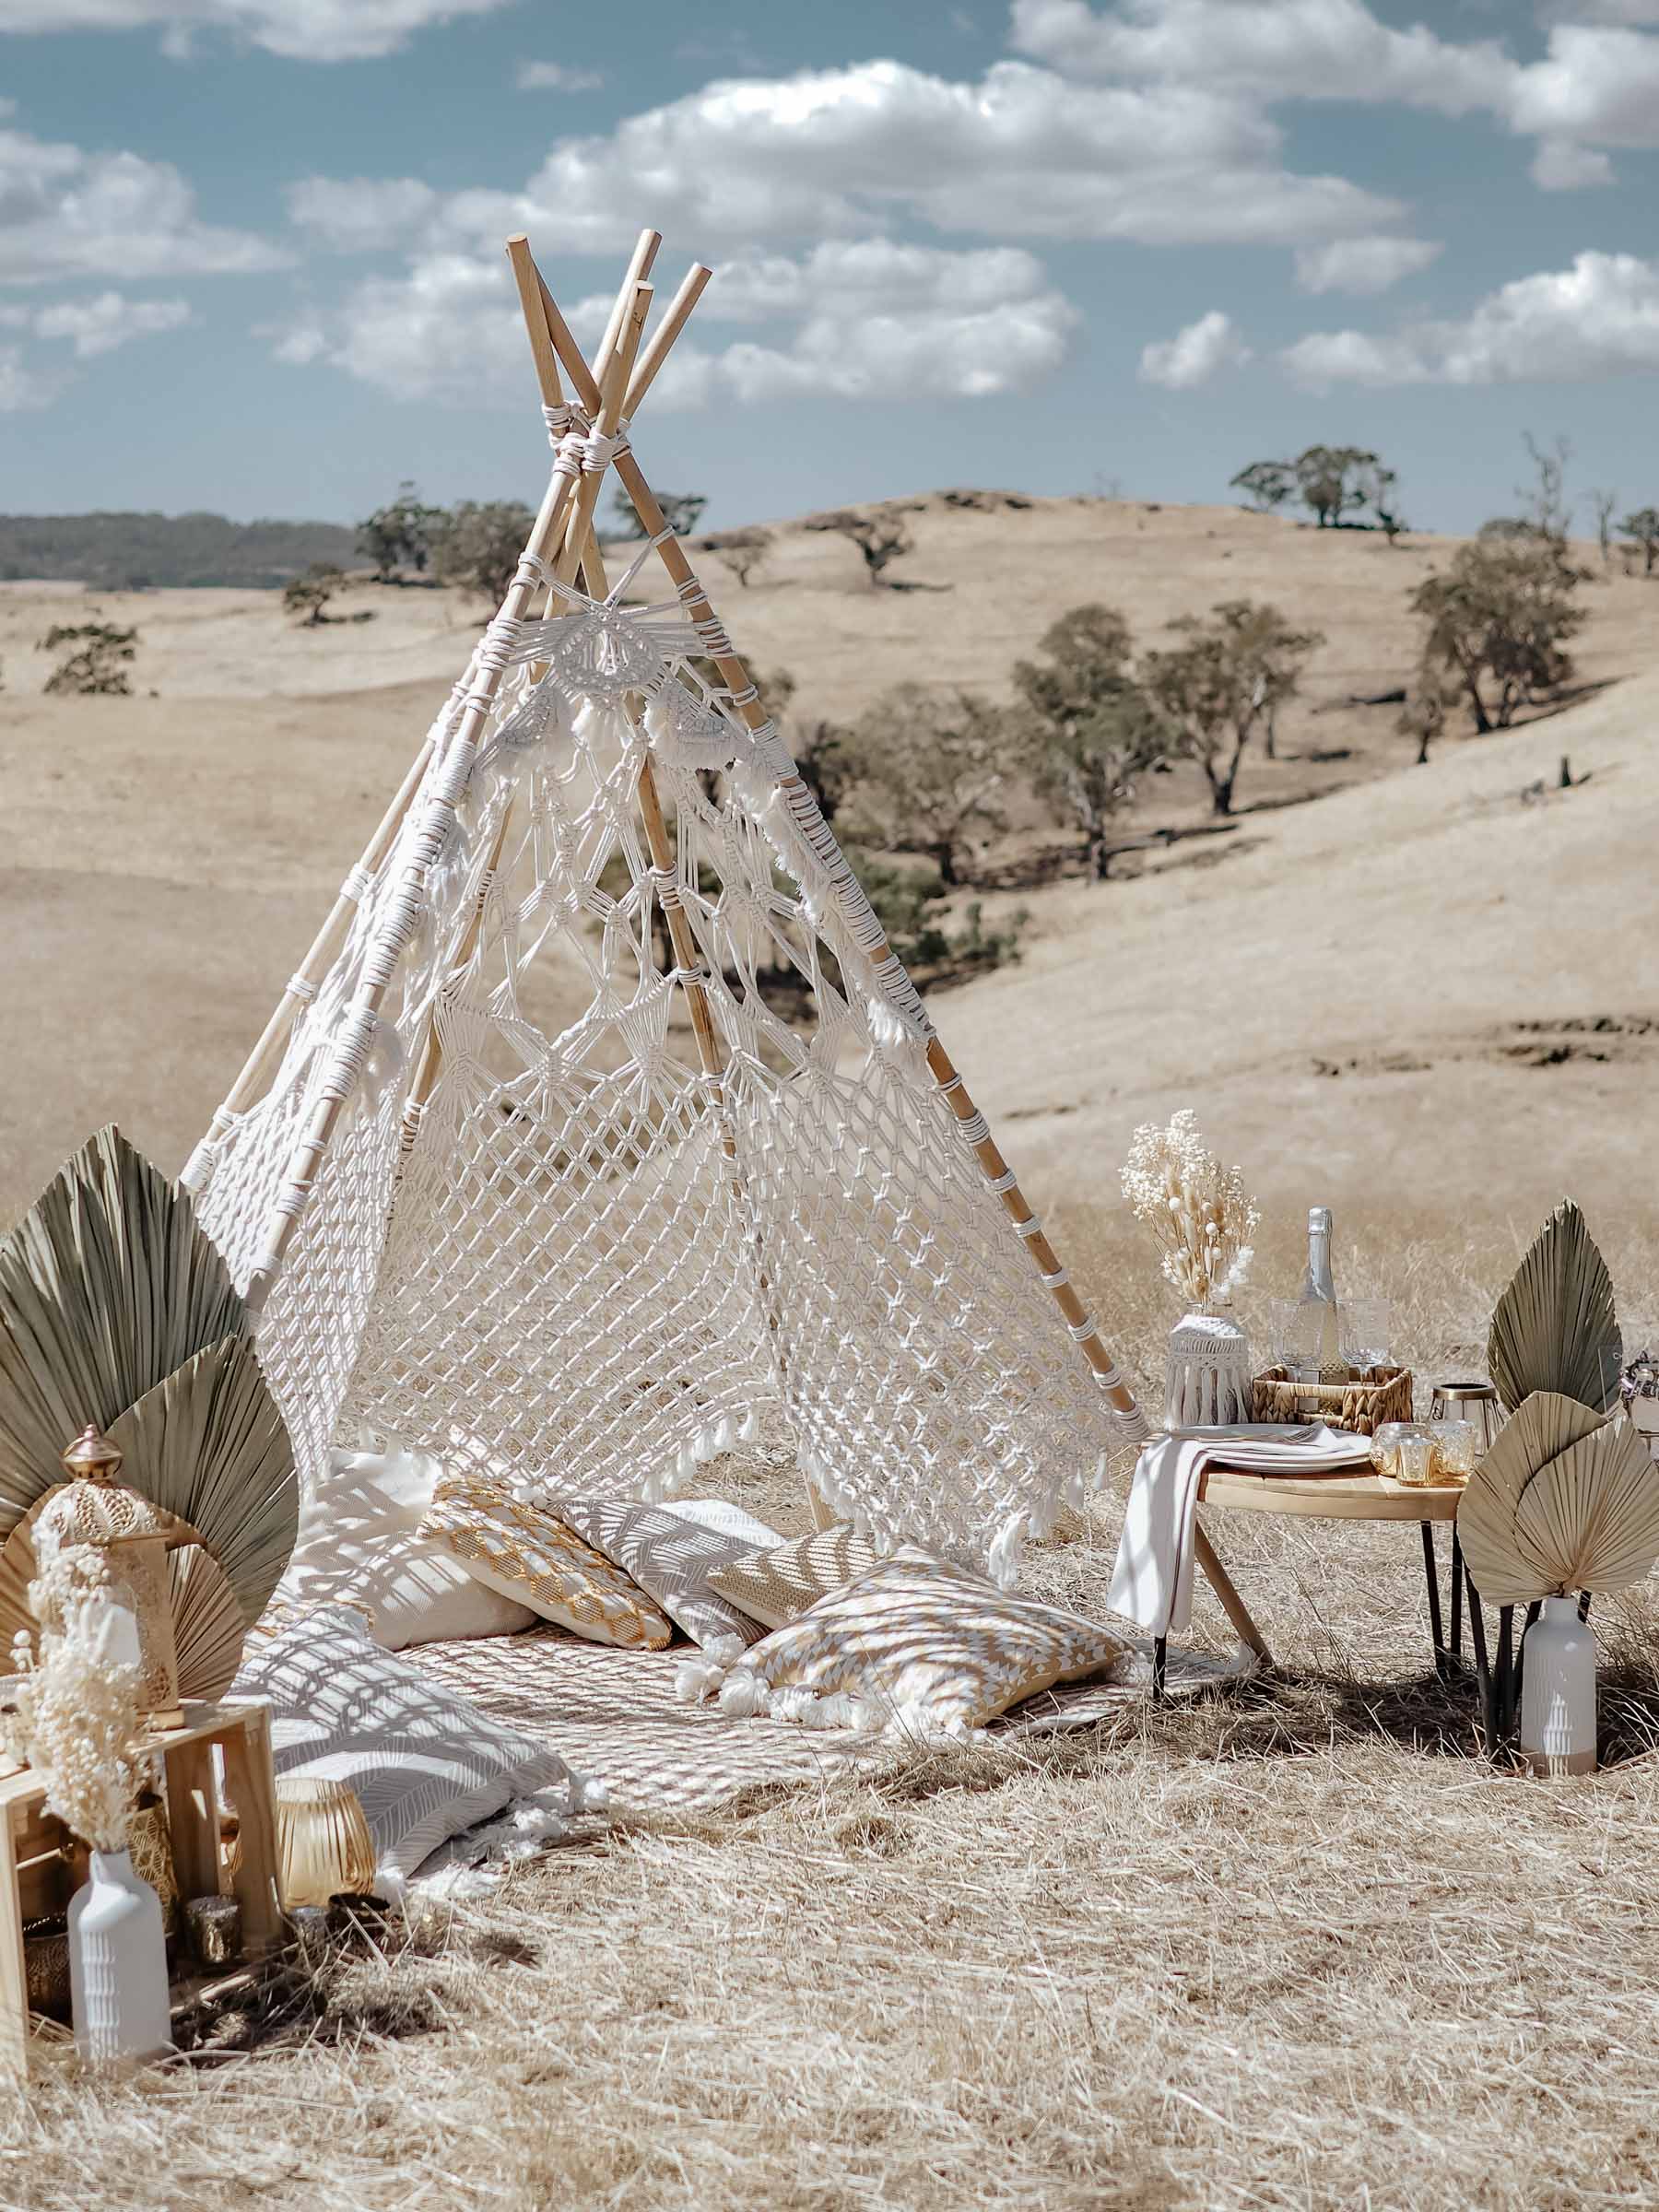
184 223 1149 1584
505 228 1144 1434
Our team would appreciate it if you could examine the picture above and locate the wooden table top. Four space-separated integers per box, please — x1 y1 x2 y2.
1197 1467 1464 1523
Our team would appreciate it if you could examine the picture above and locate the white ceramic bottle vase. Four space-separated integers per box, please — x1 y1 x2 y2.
1519 1597 1597 1777
68 1846 172 2062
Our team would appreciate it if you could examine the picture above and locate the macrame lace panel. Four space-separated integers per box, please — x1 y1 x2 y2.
192 599 1129 1574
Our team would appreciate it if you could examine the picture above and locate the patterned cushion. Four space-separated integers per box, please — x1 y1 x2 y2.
695 1547 1125 1740
417 1472 673 1651
230 1605 576 1884
550 1498 778 1651
709 1528 881 1631
259 1447 537 1652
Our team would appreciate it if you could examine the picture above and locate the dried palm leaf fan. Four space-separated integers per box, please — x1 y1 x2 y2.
1488 1199 1621 1417
0 1127 297 1630
1457 1390 1659 1604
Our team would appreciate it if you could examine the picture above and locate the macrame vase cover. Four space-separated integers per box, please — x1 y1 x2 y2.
185 582 1138 1578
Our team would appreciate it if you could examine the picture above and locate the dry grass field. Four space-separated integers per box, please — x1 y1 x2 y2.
4 495 1659 2208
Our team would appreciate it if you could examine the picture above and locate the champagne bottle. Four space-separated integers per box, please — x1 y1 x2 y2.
1299 1206 1346 1382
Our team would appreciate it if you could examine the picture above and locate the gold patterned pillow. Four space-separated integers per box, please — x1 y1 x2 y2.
708 1528 880 1631
418 1474 673 1651
682 1547 1124 1741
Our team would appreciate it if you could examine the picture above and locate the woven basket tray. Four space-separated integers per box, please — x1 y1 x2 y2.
1251 1364 1413 1437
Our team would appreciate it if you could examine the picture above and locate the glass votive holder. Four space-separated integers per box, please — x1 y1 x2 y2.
184 1893 243 1973
1396 1430 1435 1487
1371 1421 1430 1483
1428 1418 1477 1483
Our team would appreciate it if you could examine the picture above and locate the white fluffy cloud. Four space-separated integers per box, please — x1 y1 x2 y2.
1530 137 1616 189
269 238 1080 411
286 56 1402 265
286 175 440 252
1293 236 1441 296
0 124 283 283
0 2 512 63
1012 0 1503 113
1281 250 1659 387
1012 0 1659 184
1137 308 1250 389
6 288 191 356
0 286 188 409
0 342 54 409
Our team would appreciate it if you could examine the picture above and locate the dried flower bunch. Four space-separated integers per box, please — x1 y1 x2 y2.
1121 1108 1261 1310
2 1548 146 1850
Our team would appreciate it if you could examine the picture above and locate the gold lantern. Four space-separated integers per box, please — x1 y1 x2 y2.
35 1427 186 1728
274 1779 377 1909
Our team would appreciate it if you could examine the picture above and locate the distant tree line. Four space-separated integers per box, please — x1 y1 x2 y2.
0 511 357 590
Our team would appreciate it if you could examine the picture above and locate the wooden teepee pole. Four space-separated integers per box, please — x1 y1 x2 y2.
181 716 449 1192
514 236 1146 1436
241 352 610 1306
505 235 797 1424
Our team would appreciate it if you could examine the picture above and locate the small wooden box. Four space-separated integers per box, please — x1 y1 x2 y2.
1251 1364 1414 1437
0 1699 282 2076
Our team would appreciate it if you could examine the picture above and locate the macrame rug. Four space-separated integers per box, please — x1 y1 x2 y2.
406 1626 1250 1883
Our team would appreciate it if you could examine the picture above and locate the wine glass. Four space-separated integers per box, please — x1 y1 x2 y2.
1268 1299 1324 1385
1339 1298 1392 1375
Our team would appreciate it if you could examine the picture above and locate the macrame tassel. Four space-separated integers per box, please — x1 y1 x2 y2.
675 1655 727 1703
738 1407 760 1445
865 996 910 1053
716 1670 766 1719
356 1013 406 1107
986 1512 1030 1590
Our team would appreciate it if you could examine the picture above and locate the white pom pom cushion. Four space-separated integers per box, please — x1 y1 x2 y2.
685 1547 1125 1741
709 1528 880 1631
231 1604 577 1885
550 1498 778 1650
258 1447 537 1652
416 1472 673 1650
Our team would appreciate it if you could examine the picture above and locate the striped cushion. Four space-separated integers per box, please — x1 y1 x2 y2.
716 1547 1124 1740
418 1472 673 1651
709 1528 880 1630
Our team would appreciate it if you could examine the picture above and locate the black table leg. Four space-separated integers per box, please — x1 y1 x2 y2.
1464 1558 1497 1753
1421 1520 1450 1680
1449 1526 1464 1663
1152 1636 1168 1700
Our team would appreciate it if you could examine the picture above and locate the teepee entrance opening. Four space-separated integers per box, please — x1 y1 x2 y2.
182 229 1148 1582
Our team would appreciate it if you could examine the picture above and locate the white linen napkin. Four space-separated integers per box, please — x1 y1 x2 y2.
1107 1423 1374 1637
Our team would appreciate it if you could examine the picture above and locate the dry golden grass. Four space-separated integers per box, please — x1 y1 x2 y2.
9 1211 1659 2211
6 492 1658 2201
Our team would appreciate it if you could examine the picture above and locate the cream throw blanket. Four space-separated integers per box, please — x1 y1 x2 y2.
1108 1424 1375 1637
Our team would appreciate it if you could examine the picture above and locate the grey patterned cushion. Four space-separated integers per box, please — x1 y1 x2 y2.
231 1605 572 1883
549 1498 778 1650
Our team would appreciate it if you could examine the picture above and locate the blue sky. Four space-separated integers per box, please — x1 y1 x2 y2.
4 0 1659 535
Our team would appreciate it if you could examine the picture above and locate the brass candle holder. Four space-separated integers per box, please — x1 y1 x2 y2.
37 1427 185 1728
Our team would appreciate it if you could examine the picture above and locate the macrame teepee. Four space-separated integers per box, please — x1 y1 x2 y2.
182 229 1148 1582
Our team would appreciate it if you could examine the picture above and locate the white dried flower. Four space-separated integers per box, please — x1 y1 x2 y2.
6 1550 145 1851
1121 1108 1262 1309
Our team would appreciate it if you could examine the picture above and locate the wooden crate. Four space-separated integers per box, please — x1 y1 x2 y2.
0 1699 283 2076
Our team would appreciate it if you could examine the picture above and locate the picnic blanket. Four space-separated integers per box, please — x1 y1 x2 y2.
406 1623 1245 1877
